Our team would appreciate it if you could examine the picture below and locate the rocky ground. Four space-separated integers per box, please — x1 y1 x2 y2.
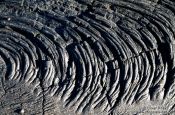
0 0 174 114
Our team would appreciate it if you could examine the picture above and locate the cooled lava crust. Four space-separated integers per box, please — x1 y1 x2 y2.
0 0 175 114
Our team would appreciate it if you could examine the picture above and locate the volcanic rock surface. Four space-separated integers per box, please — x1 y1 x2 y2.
0 0 175 114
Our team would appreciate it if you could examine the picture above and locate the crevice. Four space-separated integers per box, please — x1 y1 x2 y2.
36 59 51 115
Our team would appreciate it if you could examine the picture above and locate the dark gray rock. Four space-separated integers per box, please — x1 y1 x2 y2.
0 0 175 114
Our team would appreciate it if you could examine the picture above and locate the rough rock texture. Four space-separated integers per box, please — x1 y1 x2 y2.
0 0 175 114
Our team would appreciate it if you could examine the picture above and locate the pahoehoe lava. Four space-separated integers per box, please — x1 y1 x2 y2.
0 0 175 114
